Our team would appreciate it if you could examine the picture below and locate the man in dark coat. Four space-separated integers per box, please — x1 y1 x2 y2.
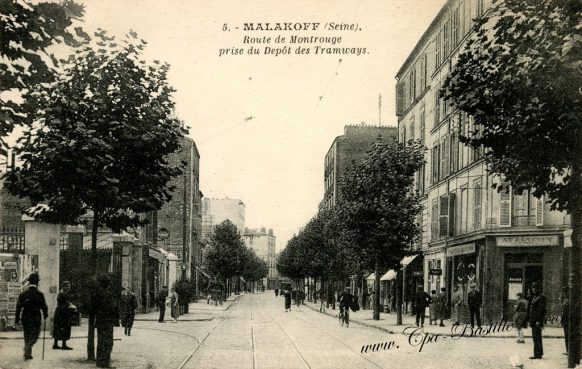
15 273 48 360
157 286 168 323
52 281 73 350
468 284 482 328
93 273 119 368
414 286 432 327
529 282 546 359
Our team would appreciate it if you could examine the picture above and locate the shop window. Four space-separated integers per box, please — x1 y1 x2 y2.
451 254 477 303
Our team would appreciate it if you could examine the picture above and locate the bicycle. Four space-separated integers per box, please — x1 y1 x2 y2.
339 306 350 327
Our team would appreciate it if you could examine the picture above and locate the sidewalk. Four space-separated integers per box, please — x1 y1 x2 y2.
0 295 241 340
303 300 565 339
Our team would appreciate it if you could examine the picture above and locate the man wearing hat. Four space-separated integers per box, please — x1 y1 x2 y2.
529 282 546 359
15 273 48 360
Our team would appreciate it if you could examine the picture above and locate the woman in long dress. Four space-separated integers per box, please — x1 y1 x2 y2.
429 290 438 325
170 288 179 322
120 287 138 335
52 281 73 350
284 288 292 312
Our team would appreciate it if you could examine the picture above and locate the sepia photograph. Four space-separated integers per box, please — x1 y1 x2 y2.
0 0 581 368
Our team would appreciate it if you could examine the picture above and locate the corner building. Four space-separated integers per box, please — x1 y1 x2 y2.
395 0 569 322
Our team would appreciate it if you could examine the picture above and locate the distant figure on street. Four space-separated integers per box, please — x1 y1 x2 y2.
468 284 482 329
561 287 569 355
436 287 447 327
284 288 292 312
170 288 179 322
362 289 369 310
15 273 48 360
120 287 138 336
414 286 432 328
451 285 463 325
429 290 437 325
528 282 546 360
319 288 326 312
52 281 73 350
275 288 279 297
157 286 168 323
93 273 118 368
339 287 354 328
514 292 528 344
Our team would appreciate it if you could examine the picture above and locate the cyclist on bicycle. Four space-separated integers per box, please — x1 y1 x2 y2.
339 287 354 327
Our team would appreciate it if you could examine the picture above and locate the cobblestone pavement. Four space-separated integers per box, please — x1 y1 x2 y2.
0 294 570 369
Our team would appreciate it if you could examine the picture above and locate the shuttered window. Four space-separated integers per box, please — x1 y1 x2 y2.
473 179 482 230
431 200 439 240
499 187 512 227
439 195 449 237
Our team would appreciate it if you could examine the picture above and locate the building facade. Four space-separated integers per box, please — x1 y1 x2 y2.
201 197 246 239
143 137 203 282
395 0 569 322
243 227 277 289
319 123 397 211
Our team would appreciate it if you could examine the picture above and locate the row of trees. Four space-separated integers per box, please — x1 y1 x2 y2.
205 220 268 296
2 1 188 360
277 137 425 321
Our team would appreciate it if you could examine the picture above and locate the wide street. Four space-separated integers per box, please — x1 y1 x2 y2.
0 293 568 369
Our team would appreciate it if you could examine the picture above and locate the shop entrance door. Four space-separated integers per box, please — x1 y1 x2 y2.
504 261 543 320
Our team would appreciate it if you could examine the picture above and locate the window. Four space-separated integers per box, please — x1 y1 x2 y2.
453 5 461 46
443 17 451 59
434 85 441 126
431 145 440 184
435 29 442 68
458 185 468 234
499 188 512 227
400 126 407 144
420 54 427 91
409 69 417 102
535 195 544 226
450 117 459 173
431 199 439 240
420 108 426 145
409 117 415 140
440 135 450 178
417 164 426 194
439 193 456 237
473 179 482 230
476 0 484 16
396 82 405 115
465 0 473 34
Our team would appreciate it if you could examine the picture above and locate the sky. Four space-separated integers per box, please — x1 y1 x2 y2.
77 0 447 250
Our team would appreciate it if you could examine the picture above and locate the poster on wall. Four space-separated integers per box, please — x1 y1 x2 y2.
0 254 21 324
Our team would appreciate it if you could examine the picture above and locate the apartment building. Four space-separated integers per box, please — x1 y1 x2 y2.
395 0 569 321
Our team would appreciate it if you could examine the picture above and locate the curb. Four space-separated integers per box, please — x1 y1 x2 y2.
134 318 214 322
303 303 565 339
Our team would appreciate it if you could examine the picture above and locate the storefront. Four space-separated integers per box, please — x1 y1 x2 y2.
424 250 445 294
481 234 563 322
446 242 478 305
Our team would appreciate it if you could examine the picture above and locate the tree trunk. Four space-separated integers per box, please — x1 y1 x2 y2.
373 263 380 320
396 269 403 325
87 210 99 361
569 180 582 368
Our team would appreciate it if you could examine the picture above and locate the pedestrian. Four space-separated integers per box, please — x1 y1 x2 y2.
468 284 482 329
513 292 528 344
120 287 138 336
414 286 432 328
52 281 73 350
428 290 437 325
436 287 447 327
157 286 168 323
284 287 292 312
339 287 354 328
529 282 546 360
319 288 326 312
451 284 463 325
363 289 369 310
170 288 179 323
15 273 48 360
561 287 569 355
275 288 279 297
93 273 118 368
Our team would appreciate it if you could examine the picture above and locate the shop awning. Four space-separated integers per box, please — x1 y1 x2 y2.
380 270 397 281
401 254 419 267
366 273 376 281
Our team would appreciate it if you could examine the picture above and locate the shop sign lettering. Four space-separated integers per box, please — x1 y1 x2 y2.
497 235 559 247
